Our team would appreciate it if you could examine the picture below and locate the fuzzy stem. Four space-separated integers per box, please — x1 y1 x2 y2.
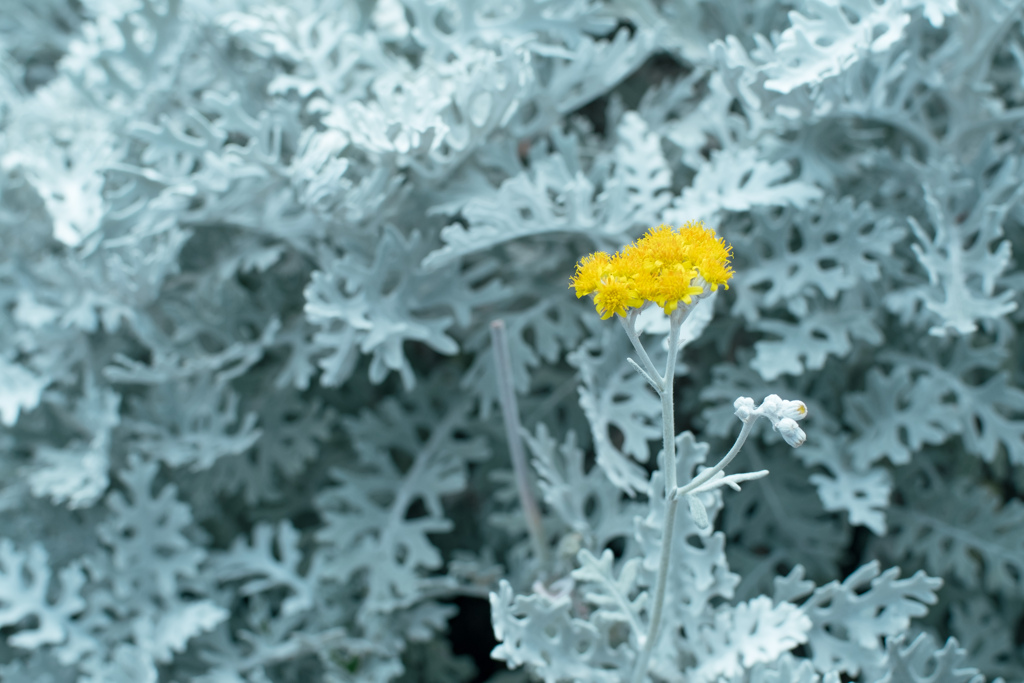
629 310 684 683
490 319 549 576
661 310 683 492
620 310 664 391
630 496 679 683
675 418 756 498
631 414 760 683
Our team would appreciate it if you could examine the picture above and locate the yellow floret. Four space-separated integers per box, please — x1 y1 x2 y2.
654 266 705 314
630 267 660 305
609 247 644 281
634 224 686 267
677 221 734 289
592 275 642 320
569 251 612 298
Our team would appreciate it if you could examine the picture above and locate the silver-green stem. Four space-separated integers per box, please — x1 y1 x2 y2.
620 310 662 388
629 401 758 682
675 419 755 498
630 495 679 683
661 312 682 493
490 319 549 576
629 309 684 683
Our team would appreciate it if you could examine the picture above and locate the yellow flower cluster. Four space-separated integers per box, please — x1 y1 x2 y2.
570 222 734 319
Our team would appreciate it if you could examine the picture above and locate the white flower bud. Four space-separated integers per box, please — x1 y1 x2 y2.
775 417 806 448
734 396 756 422
759 394 783 414
754 394 808 425
779 399 808 421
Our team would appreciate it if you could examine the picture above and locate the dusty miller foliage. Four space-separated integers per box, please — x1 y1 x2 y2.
0 0 1021 681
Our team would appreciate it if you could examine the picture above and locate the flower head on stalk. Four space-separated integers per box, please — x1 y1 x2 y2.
569 221 734 319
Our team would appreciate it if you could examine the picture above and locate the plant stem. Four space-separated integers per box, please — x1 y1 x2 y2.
629 310 683 683
630 493 679 683
675 419 755 498
629 396 759 682
620 310 663 390
490 319 549 576
661 310 682 493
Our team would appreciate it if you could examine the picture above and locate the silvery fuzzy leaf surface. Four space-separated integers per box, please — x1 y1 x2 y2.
799 560 942 677
525 423 639 553
314 395 488 620
489 580 631 683
750 289 885 381
888 465 1024 597
0 540 86 651
863 633 987 683
570 329 661 495
684 596 811 682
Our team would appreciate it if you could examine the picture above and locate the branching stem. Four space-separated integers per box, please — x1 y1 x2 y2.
626 308 757 683
628 309 683 683
620 310 663 391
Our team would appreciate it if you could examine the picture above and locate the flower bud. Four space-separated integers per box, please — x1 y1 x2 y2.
778 399 808 421
775 417 806 448
734 396 756 422
759 394 783 414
